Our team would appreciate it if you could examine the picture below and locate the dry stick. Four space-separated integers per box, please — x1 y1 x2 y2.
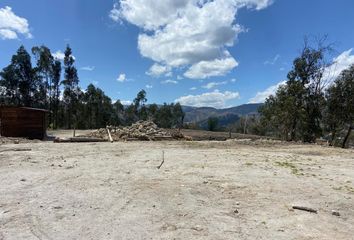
54 137 106 143
157 150 165 169
106 127 114 143
292 206 317 213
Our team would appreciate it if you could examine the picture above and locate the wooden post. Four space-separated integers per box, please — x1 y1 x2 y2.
107 127 114 143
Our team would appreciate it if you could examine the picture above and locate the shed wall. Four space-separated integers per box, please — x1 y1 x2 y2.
0 107 47 139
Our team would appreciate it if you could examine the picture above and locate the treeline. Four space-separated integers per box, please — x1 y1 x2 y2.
0 45 184 129
258 38 354 148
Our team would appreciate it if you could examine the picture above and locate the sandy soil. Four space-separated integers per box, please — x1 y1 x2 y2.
0 138 353 239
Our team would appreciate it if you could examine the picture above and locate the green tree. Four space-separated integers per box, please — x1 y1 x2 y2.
0 64 19 105
325 65 354 148
125 104 137 125
32 46 55 109
147 103 158 122
61 45 80 128
0 46 39 107
172 102 185 128
112 100 125 126
260 38 331 142
207 117 219 131
51 60 61 129
133 89 147 120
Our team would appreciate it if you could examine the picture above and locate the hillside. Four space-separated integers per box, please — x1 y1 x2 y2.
183 103 262 124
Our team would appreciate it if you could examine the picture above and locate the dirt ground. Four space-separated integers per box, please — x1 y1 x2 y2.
0 134 353 239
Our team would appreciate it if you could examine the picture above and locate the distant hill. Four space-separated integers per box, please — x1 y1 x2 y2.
182 103 263 129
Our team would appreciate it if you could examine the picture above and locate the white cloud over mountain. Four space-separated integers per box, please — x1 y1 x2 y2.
111 0 272 79
175 89 240 108
323 48 354 86
248 81 286 103
0 6 32 40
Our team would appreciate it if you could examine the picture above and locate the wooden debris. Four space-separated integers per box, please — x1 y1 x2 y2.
54 137 106 143
292 206 317 213
86 121 186 141
106 127 113 143
157 150 165 169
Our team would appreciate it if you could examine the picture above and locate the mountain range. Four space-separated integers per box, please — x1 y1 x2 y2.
182 103 263 128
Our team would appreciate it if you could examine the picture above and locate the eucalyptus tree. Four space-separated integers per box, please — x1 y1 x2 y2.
62 45 80 128
325 65 354 148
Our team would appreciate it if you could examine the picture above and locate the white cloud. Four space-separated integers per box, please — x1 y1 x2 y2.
52 51 65 60
323 49 354 86
231 78 237 82
121 100 132 105
0 6 32 40
112 0 272 79
91 80 99 86
52 50 76 61
190 87 197 90
146 63 171 77
249 81 286 103
117 73 126 82
175 89 240 108
161 79 178 84
184 56 238 79
81 66 95 71
0 29 17 40
264 54 280 65
202 80 228 89
145 84 153 89
248 49 354 104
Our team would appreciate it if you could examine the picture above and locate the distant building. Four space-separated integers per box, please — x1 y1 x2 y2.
0 106 49 140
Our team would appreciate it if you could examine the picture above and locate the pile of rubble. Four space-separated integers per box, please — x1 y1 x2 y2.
86 120 185 141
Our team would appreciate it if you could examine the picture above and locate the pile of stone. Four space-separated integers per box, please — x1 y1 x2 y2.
86 120 185 141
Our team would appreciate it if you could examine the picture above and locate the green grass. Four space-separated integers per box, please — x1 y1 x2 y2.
275 161 301 175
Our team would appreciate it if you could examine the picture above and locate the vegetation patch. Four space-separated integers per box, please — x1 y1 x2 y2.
275 161 302 175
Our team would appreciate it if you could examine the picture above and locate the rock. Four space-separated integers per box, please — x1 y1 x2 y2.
191 226 203 231
332 210 340 216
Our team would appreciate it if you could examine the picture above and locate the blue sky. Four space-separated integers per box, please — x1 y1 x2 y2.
1 0 354 108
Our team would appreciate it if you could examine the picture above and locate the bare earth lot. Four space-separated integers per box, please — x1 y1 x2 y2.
0 136 353 239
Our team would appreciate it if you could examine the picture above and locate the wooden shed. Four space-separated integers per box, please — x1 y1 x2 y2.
0 106 49 140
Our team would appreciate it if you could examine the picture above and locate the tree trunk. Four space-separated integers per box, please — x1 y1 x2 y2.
342 125 352 149
329 129 336 146
290 118 297 141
